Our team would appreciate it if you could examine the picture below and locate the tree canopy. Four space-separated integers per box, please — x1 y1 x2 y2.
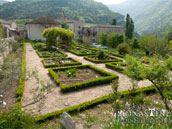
42 27 75 49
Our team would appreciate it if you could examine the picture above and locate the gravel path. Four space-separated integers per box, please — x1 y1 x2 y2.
22 44 113 115
22 43 152 115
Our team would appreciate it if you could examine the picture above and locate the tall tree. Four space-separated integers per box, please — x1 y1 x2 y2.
112 19 117 25
61 22 69 29
125 14 134 39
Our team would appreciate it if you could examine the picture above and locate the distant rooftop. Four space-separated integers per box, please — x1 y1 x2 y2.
27 16 60 25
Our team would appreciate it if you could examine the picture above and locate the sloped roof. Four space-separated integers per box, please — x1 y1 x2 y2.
27 16 60 25
0 19 13 25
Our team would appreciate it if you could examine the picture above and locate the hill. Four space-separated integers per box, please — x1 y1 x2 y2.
108 0 172 34
0 0 7 5
0 0 124 25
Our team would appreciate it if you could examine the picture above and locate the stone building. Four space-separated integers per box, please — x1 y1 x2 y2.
0 19 17 38
26 16 61 41
82 25 124 42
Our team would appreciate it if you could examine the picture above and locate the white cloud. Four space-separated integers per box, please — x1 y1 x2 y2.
6 0 15 2
94 0 127 5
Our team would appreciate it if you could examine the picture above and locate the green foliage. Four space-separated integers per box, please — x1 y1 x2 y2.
125 56 172 110
84 114 98 128
97 50 105 60
133 93 146 104
84 55 122 63
65 68 77 77
106 62 126 73
96 32 108 46
96 32 123 48
125 14 134 39
16 43 26 108
68 46 96 56
0 109 36 129
0 0 124 25
61 22 69 29
139 34 169 56
0 27 2 38
42 57 82 68
131 38 140 49
42 27 75 50
117 43 130 55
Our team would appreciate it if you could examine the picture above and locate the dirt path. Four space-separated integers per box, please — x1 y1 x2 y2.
22 43 114 115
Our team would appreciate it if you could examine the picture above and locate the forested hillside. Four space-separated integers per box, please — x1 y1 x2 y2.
0 0 7 5
0 0 124 25
108 0 172 34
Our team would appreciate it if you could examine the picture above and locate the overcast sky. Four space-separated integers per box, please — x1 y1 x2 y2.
7 0 127 5
95 0 127 5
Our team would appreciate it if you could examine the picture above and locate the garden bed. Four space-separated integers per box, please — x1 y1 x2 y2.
36 49 65 58
49 65 118 92
84 55 123 63
42 57 82 68
68 46 97 56
105 62 126 73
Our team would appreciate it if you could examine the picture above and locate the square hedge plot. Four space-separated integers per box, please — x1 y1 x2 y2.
49 65 118 92
42 57 82 68
84 55 123 63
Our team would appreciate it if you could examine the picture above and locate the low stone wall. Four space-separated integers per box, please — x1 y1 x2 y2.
0 37 17 65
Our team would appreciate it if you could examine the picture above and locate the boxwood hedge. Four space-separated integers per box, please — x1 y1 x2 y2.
84 55 123 63
49 65 118 92
36 83 162 122
42 57 82 68
106 62 126 73
14 43 26 108
67 49 96 56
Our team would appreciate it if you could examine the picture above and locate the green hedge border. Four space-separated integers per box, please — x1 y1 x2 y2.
67 49 96 56
31 43 65 58
109 52 125 58
106 62 126 73
36 84 158 122
49 65 118 92
74 44 125 58
84 55 123 63
14 43 26 108
35 49 65 58
42 57 82 68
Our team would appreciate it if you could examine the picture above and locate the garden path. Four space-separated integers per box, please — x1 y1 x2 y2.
22 43 152 115
23 43 113 115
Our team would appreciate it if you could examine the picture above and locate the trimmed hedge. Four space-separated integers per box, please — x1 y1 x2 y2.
109 52 125 58
35 49 65 58
67 49 96 56
32 43 66 58
36 83 162 122
106 62 126 73
73 44 125 58
14 43 26 108
49 65 118 92
84 55 123 63
42 57 82 68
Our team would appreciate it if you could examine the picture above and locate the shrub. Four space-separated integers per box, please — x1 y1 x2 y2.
97 51 105 60
131 38 140 49
0 110 36 129
65 68 77 77
117 43 130 55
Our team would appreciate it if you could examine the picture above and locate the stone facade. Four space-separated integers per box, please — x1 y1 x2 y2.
82 25 124 42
